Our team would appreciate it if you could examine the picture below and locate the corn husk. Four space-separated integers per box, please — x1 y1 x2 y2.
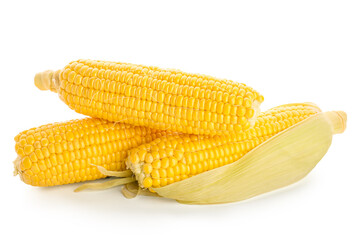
154 111 346 204
121 182 160 199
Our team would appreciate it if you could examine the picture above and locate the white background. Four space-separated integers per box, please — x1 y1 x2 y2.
0 0 359 239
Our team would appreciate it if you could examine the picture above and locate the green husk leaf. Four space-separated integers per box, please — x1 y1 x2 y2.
121 182 160 199
121 183 139 199
154 111 345 204
89 164 133 178
74 177 135 192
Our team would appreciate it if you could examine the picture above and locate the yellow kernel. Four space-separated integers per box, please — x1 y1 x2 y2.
48 143 55 154
245 108 255 118
129 150 139 164
17 148 25 157
179 163 187 174
234 124 242 132
157 91 165 102
66 132 74 141
159 168 167 178
20 157 32 171
190 164 197 175
55 143 62 153
178 175 187 180
26 135 35 145
73 160 80 170
137 150 147 160
167 167 175 177
245 92 254 101
152 159 161 169
161 158 170 168
24 145 34 155
31 164 40 174
54 135 62 142
151 169 160 179
34 141 41 149
173 164 180 176
243 98 252 108
34 149 44 160
173 150 184 160
160 178 167 187
167 177 175 185
49 154 57 166
143 177 153 188
208 160 214 170
143 164 153 174
175 95 184 107
237 106 246 117
152 179 161 187
197 162 204 174
169 157 178 167
41 138 49 147
48 135 55 143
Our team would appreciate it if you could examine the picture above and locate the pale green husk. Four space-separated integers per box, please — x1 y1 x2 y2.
154 111 345 204
121 182 160 199
74 177 135 192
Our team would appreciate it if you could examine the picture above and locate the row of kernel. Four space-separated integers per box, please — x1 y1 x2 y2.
62 89 252 126
62 82 254 117
65 105 243 134
76 60 225 85
22 164 113 187
81 60 262 103
77 60 256 93
73 107 238 134
62 68 254 105
15 128 144 164
14 119 128 145
68 101 246 134
25 152 125 175
143 153 244 188
15 129 137 158
19 151 126 186
61 86 253 122
16 141 129 172
67 62 259 98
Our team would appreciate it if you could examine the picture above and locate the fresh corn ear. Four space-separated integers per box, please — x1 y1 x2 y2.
34 59 264 135
127 103 322 190
13 118 166 187
154 110 346 204
120 103 346 204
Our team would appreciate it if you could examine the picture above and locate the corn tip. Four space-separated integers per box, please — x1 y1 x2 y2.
324 111 347 134
34 70 53 91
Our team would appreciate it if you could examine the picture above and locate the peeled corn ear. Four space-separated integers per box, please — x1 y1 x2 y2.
34 59 264 135
13 118 166 187
154 110 346 204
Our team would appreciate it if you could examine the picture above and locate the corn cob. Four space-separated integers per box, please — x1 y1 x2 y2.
155 109 346 204
127 103 322 190
34 59 264 135
74 103 346 204
13 118 166 187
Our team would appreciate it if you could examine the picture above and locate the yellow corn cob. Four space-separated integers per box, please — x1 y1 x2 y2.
13 118 166 187
156 109 346 204
126 103 322 190
74 103 346 204
34 59 264 135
